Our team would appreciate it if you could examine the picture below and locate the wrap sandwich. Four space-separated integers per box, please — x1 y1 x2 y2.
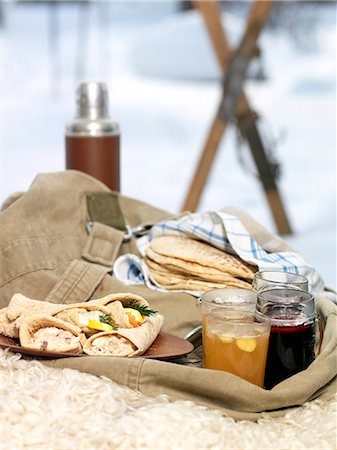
0 293 63 339
0 307 19 339
88 292 149 310
83 292 164 356
53 302 131 335
19 314 86 353
83 313 164 357
6 293 62 322
2 292 164 357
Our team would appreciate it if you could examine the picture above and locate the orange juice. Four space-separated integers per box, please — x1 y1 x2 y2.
202 314 270 387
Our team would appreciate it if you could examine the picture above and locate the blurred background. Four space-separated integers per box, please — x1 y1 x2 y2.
0 0 336 288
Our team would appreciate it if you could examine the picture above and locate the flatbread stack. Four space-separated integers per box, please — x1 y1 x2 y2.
144 236 256 291
0 293 163 357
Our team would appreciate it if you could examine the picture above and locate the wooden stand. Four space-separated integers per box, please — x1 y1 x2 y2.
182 0 292 235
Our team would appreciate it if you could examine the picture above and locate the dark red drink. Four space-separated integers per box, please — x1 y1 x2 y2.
264 319 315 390
256 288 316 390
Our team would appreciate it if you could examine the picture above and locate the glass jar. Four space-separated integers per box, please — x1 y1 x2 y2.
252 271 309 294
256 288 316 389
201 289 269 387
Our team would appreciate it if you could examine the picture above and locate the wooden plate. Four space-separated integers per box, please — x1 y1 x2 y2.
0 332 194 360
144 332 194 360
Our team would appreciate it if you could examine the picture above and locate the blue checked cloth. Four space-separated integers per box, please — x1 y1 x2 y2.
113 211 328 296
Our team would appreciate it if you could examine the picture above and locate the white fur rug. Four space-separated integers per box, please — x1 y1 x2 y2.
1 349 336 450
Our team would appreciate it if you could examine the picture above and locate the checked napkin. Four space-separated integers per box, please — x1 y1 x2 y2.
113 210 326 296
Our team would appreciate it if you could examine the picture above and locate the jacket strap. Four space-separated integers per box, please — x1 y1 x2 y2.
45 192 133 304
45 259 110 304
82 221 124 267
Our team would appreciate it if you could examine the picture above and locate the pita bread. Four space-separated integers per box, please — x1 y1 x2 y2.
0 307 19 339
146 247 229 280
4 294 71 336
88 292 149 308
144 257 251 289
87 293 150 328
150 271 251 291
2 292 162 357
149 236 254 280
83 313 164 357
145 255 251 287
53 302 130 334
144 257 192 279
6 293 61 321
84 333 136 356
19 314 85 353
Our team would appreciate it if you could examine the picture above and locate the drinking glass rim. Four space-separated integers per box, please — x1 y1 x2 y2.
204 309 271 327
200 288 256 307
257 288 314 304
263 314 315 327
253 311 271 326
254 271 308 284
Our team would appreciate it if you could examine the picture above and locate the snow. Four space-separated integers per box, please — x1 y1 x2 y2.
0 2 336 289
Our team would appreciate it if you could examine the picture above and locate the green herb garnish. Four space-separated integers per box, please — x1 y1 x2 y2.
99 314 119 330
124 301 157 316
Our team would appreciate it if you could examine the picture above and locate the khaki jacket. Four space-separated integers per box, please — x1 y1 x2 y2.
1 171 336 420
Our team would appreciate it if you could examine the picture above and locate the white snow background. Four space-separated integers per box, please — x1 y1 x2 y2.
0 1 336 289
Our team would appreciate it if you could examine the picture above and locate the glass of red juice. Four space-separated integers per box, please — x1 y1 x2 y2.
256 289 316 390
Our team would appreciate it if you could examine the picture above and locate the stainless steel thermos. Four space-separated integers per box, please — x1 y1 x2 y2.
65 81 120 191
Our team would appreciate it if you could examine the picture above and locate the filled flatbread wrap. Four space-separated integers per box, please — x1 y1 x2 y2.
20 314 86 353
2 291 164 357
88 292 149 309
53 302 130 334
83 313 164 357
87 293 152 330
6 293 61 322
2 293 64 338
0 307 19 339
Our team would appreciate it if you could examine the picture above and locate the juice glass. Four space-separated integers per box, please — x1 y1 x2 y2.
201 289 270 387
252 271 309 294
256 288 316 389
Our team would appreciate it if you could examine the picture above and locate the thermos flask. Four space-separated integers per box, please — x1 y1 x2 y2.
65 81 120 191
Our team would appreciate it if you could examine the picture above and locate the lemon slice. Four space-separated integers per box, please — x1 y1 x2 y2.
124 308 143 327
236 338 257 352
87 320 113 332
220 336 234 344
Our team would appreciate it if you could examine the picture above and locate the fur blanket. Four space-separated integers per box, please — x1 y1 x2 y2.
1 348 336 450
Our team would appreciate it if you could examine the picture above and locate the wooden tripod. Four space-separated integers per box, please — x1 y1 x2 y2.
181 0 292 235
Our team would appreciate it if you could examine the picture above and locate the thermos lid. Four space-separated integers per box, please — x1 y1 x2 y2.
66 81 119 136
76 81 109 119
